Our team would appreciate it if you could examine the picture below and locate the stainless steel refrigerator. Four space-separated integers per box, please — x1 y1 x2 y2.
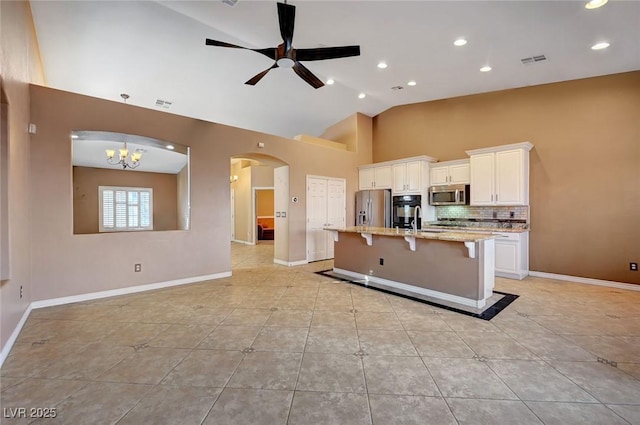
355 189 392 227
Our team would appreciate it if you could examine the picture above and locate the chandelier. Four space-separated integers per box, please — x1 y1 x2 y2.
105 142 142 169
104 93 142 169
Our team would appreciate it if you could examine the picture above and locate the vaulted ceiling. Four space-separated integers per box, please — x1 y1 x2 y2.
30 0 640 139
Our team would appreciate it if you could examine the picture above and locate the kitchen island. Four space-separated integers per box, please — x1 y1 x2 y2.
324 226 499 308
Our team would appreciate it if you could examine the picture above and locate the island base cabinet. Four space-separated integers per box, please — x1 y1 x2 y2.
332 231 495 308
494 232 529 280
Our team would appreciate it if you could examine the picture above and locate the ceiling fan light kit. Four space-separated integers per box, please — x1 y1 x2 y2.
205 1 360 89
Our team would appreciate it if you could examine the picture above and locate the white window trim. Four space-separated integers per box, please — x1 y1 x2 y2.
99 186 154 232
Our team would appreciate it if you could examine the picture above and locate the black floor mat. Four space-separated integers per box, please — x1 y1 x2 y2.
315 269 518 321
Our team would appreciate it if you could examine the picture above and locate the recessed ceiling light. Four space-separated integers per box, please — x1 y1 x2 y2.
480 66 492 72
377 62 388 69
166 145 175 150
407 81 417 86
326 78 335 85
591 42 610 50
585 0 608 9
454 38 467 47
358 93 366 99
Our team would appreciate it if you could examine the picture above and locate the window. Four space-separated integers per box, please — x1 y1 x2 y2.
99 186 153 232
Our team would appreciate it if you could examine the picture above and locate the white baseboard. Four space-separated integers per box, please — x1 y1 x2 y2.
496 270 529 280
274 259 308 267
529 271 640 292
0 304 32 368
31 272 232 309
232 239 255 246
0 272 231 368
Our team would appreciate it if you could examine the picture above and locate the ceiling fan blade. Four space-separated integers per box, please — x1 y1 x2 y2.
245 63 279 86
277 2 295 50
205 38 277 60
292 62 324 89
205 38 246 49
295 45 361 62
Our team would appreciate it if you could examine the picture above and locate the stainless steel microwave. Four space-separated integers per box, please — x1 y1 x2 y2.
428 184 470 206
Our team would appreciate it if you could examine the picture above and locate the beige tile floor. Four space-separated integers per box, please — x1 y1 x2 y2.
2 242 640 424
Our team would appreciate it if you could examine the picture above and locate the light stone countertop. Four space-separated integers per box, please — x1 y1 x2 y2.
323 226 501 243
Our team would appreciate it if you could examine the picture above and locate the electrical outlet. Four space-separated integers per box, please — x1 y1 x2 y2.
631 262 638 271
379 258 384 266
20 285 23 299
134 264 142 272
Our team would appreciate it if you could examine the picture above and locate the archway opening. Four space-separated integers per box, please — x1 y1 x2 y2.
230 153 289 269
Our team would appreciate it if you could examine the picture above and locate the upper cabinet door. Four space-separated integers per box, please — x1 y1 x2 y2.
392 161 422 194
449 163 470 185
374 165 393 189
392 163 407 193
405 161 422 192
468 143 531 206
495 149 524 205
430 166 449 186
470 153 495 205
358 168 374 190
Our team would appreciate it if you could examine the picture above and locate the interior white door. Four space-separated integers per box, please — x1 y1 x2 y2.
307 177 328 262
307 176 346 262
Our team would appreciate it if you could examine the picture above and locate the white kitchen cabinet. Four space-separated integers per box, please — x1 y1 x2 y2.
358 165 392 190
392 160 422 194
430 160 470 185
466 142 533 206
494 231 529 280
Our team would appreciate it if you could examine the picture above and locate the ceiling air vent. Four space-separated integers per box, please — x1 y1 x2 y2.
155 99 173 109
391 85 404 91
222 0 238 6
521 55 547 65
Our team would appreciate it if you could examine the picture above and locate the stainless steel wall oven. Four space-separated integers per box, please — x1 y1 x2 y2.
392 195 421 229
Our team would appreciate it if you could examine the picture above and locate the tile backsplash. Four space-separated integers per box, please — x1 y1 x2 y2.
436 205 529 222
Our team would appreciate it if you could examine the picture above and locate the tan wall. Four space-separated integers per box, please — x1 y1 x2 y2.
233 165 252 243
256 189 274 217
319 112 371 153
29 84 372 302
176 165 189 230
251 163 274 187
372 72 640 284
72 166 178 234
0 0 44 353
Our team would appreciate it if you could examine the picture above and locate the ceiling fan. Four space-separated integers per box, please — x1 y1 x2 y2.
205 1 360 89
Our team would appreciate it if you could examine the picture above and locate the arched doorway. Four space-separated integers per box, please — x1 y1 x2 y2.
230 153 289 268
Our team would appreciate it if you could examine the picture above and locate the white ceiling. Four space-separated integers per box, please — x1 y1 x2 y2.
30 1 640 139
72 131 188 174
